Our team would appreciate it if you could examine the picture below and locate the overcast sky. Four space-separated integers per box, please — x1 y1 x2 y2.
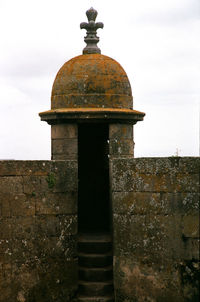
0 0 199 159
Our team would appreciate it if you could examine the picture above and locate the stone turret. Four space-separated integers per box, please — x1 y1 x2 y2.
39 9 145 301
39 7 145 160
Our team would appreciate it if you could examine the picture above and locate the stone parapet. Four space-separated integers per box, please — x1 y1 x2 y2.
111 157 200 302
0 160 78 302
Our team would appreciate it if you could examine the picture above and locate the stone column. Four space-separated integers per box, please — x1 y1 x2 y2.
109 124 134 158
51 124 78 160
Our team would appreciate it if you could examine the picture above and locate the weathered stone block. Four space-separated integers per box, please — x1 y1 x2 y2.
113 213 184 262
35 215 60 238
52 154 73 160
51 124 77 139
34 234 77 260
0 263 12 286
111 158 199 193
0 193 11 217
0 177 23 193
48 161 78 192
113 214 146 257
112 157 200 175
179 157 200 173
135 157 172 174
109 138 134 156
22 161 51 176
112 192 161 215
109 124 133 139
12 217 36 239
111 170 171 192
0 160 24 176
53 234 77 259
59 215 77 236
0 239 12 262
138 174 169 192
182 215 199 238
182 238 200 260
0 218 13 239
0 160 52 176
35 192 77 215
0 264 13 302
110 159 135 192
11 194 35 216
114 257 186 302
11 238 38 264
179 259 200 302
52 138 77 159
24 164 78 194
22 258 78 302
174 173 199 193
160 192 199 215
144 214 183 260
23 176 42 194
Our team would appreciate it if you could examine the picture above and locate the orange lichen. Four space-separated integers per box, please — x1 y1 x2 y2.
51 54 133 110
40 108 145 115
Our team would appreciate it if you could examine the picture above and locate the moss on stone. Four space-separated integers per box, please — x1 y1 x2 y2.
46 173 56 189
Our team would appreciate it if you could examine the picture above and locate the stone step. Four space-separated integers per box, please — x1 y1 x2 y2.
77 295 114 302
78 253 112 268
78 281 113 296
78 233 112 254
79 266 113 282
78 241 112 254
78 233 111 242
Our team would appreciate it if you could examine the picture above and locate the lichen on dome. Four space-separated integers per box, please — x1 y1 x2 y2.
51 54 133 110
39 7 145 124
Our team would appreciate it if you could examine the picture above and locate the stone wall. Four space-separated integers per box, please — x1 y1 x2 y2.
0 157 199 302
111 157 200 302
0 160 78 302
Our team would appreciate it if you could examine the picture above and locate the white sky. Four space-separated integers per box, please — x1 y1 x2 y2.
0 0 199 159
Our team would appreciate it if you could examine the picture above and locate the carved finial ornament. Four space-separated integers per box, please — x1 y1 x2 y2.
80 7 104 54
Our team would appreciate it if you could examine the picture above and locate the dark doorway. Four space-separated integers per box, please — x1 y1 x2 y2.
78 123 110 233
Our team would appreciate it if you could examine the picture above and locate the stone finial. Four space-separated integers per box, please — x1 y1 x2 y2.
80 7 104 54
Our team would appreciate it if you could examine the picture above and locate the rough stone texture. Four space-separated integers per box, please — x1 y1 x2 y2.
111 157 200 302
52 138 78 160
0 160 78 302
0 157 199 302
109 124 133 140
109 124 134 157
51 54 133 110
51 124 78 160
51 124 77 139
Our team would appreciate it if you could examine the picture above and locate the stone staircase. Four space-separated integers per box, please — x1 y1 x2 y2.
77 233 114 302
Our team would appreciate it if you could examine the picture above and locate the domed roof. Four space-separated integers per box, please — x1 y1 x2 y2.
51 54 133 110
39 7 145 124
